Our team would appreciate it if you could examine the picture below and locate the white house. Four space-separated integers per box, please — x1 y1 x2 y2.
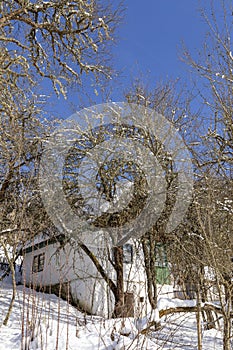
20 231 152 318
19 229 228 318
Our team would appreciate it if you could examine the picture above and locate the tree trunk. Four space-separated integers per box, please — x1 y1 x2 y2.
223 283 232 350
3 247 16 326
112 246 125 317
196 284 202 350
79 243 126 318
142 237 156 309
223 317 231 350
142 235 161 330
200 282 217 330
199 266 218 330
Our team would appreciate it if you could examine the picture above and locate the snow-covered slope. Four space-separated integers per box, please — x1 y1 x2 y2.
0 279 223 349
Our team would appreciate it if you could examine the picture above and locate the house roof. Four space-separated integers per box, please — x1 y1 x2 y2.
20 233 65 254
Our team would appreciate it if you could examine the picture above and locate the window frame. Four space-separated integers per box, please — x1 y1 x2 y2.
123 243 133 264
111 244 134 264
32 252 45 273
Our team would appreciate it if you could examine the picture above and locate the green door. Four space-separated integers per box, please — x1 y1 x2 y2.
155 243 170 285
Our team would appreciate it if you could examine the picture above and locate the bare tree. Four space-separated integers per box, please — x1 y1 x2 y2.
55 78 191 319
0 0 122 324
0 0 122 95
0 0 122 226
171 175 233 350
183 0 233 176
181 3 233 347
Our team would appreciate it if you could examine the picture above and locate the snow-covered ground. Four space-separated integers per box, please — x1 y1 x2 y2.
0 277 224 349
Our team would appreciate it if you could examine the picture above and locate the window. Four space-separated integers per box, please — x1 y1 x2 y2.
111 244 133 264
32 253 45 273
123 244 133 264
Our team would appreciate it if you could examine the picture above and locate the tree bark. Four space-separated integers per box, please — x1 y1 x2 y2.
142 237 156 309
2 244 17 326
223 283 232 350
112 246 125 317
196 284 202 350
79 243 126 318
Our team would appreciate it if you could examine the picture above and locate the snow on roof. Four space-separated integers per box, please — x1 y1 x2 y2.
22 231 55 250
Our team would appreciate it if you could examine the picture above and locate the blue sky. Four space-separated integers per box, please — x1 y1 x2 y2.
50 1 215 118
112 0 206 86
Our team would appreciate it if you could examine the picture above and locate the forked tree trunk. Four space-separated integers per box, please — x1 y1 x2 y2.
142 235 161 330
80 243 126 318
199 266 218 330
